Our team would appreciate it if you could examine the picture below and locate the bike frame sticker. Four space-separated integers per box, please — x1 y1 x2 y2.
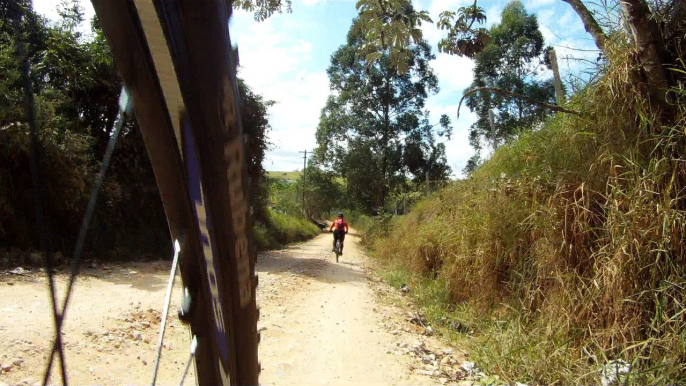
182 117 230 365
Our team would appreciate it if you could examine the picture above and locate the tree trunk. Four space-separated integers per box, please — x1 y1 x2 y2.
380 76 391 213
621 0 669 104
561 0 607 52
380 116 388 212
563 0 670 119
548 48 566 105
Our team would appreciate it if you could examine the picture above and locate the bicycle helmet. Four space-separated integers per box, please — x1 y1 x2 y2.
338 213 344 218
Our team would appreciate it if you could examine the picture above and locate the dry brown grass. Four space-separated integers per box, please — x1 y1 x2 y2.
371 41 686 385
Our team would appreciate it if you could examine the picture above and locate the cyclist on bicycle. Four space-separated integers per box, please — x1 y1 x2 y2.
329 213 349 254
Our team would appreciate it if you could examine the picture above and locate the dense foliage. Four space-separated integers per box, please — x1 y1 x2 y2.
463 1 555 173
365 1 686 384
0 0 278 261
315 19 451 214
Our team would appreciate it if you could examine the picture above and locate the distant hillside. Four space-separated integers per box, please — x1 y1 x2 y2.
267 171 302 181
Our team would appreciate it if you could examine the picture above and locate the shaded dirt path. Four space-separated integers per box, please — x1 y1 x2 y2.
0 229 468 385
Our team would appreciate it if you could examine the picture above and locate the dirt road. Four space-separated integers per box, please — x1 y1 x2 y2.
0 230 469 385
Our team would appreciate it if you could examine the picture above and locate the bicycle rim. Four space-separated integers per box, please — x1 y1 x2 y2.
90 0 259 384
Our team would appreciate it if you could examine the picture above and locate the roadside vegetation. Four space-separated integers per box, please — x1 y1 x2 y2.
357 1 686 384
252 209 320 251
232 7 686 381
266 170 302 181
0 0 318 264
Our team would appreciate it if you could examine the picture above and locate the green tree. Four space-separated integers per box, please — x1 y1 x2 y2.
402 113 452 183
301 162 344 219
463 1 555 170
233 0 292 21
267 178 300 216
238 79 274 224
316 19 451 213
234 0 431 74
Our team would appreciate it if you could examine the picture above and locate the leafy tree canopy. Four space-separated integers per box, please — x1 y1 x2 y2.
315 20 451 213
437 0 489 58
462 0 555 174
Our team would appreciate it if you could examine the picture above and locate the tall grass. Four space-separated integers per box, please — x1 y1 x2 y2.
253 209 321 251
340 210 391 245
371 42 686 385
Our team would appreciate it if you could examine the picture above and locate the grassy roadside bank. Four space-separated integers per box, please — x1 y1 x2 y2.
355 46 686 385
253 210 321 251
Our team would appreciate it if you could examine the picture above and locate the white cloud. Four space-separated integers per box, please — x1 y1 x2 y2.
232 11 331 171
527 0 557 9
413 0 483 176
299 0 355 4
432 54 475 92
485 3 505 27
33 0 95 21
262 71 330 153
30 0 598 176
235 17 312 86
425 100 476 177
537 8 601 87
32 0 95 36
538 8 581 38
425 0 472 17
425 50 477 176
265 150 309 171
538 22 557 43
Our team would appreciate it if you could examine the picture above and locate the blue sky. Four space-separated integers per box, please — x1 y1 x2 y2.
229 0 600 176
33 0 601 176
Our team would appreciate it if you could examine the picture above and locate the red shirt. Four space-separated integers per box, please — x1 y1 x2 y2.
329 218 349 232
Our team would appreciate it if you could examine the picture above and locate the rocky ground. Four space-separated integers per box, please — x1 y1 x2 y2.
0 230 493 386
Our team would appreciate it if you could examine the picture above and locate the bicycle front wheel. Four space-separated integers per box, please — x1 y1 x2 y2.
91 0 259 384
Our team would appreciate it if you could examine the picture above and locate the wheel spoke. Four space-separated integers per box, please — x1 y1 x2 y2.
178 336 198 386
18 26 69 385
42 88 131 385
151 239 182 385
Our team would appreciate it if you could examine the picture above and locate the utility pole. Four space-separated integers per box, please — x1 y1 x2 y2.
548 48 566 106
489 109 497 152
298 150 307 217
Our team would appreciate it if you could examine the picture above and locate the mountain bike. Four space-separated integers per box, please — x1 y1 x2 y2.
22 1 259 385
334 239 342 263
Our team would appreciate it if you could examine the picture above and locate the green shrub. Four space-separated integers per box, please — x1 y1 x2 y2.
0 122 94 251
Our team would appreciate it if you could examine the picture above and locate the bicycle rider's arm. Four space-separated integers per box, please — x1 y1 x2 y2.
345 223 349 233
329 222 335 232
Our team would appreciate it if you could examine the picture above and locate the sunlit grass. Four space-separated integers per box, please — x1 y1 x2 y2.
266 171 302 181
253 209 320 250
